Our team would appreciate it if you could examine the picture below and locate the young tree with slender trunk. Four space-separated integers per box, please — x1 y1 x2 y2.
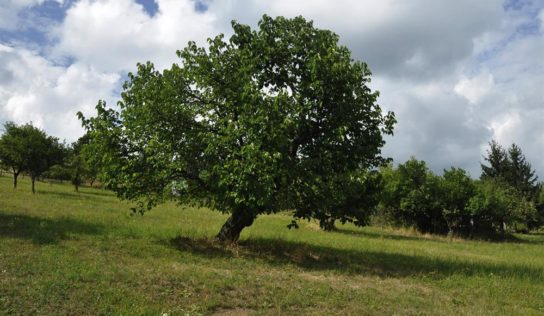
66 135 94 192
24 127 64 194
0 122 32 189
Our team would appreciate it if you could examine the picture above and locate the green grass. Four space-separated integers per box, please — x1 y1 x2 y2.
1 175 544 315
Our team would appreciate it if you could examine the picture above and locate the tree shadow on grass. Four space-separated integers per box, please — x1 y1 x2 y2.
78 189 113 197
333 227 435 243
510 234 544 245
335 227 544 245
36 190 111 202
0 212 104 245
169 236 544 281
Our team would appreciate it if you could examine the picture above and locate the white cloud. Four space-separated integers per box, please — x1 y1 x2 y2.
460 10 544 176
373 77 491 176
489 111 521 145
454 71 494 104
207 0 504 80
2 0 543 177
54 0 217 72
0 44 119 141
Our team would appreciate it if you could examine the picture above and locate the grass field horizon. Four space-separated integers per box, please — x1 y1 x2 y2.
1 174 544 315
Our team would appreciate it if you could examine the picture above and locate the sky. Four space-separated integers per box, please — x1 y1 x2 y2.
0 0 543 178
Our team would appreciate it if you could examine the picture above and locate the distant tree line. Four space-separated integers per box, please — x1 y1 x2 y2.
375 141 543 238
0 122 99 193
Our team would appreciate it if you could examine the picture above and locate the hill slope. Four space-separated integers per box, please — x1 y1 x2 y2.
1 175 543 315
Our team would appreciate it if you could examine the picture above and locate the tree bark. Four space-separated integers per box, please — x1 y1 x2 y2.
31 176 36 194
215 211 255 244
13 172 19 189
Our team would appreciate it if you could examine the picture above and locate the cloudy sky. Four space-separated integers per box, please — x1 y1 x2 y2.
0 0 543 178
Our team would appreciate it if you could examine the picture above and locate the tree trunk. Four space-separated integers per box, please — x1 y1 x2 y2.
31 176 36 194
13 172 19 189
215 211 255 244
320 218 336 231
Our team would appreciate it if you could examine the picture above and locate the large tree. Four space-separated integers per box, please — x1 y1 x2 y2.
79 15 395 243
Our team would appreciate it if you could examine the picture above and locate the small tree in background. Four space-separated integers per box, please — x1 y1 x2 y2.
480 140 541 231
467 179 537 236
481 140 509 181
65 132 101 188
43 164 71 183
296 169 384 232
0 122 31 189
534 185 544 229
378 158 446 234
81 148 100 188
506 144 540 200
481 141 539 201
0 122 64 193
24 127 64 194
439 167 476 236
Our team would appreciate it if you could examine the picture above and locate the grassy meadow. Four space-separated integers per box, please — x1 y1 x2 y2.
1 174 544 315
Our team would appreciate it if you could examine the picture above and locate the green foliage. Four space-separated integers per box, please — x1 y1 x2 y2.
481 140 539 200
64 134 98 191
43 164 71 182
467 179 537 235
537 186 544 227
506 144 540 199
23 126 64 193
480 140 509 181
480 140 541 230
378 155 540 237
79 15 395 242
0 122 32 186
301 169 384 231
76 133 100 187
378 158 446 234
0 121 64 192
440 168 476 236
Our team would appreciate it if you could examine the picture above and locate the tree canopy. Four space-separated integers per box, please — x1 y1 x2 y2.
481 140 540 200
79 15 395 243
0 122 63 192
0 122 29 189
